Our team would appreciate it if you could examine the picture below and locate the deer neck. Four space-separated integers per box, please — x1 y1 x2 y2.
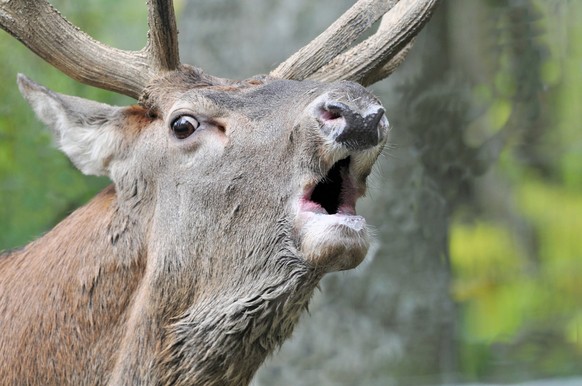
118 182 324 385
151 227 322 385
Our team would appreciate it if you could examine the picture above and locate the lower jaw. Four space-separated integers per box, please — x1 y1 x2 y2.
295 211 370 272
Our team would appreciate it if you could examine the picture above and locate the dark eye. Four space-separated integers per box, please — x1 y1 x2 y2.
171 115 199 139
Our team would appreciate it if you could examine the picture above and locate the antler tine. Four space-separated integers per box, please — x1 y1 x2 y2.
360 39 416 86
0 0 181 100
270 0 399 81
272 0 440 86
147 0 181 71
308 0 440 85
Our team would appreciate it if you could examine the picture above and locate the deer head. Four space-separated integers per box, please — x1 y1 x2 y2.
0 0 439 384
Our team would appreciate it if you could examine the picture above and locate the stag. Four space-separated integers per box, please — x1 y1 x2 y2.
0 0 439 384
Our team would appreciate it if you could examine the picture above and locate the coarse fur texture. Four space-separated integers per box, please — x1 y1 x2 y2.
0 71 388 385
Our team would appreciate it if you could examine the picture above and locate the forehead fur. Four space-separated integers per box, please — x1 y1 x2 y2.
139 66 369 123
140 66 272 114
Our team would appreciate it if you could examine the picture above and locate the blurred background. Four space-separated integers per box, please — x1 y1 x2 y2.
1 1 581 385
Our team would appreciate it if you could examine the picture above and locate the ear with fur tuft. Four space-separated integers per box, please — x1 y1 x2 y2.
17 74 126 177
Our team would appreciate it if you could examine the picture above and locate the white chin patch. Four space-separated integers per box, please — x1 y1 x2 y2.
296 212 369 272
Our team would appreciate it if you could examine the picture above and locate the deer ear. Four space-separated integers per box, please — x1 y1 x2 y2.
17 74 126 176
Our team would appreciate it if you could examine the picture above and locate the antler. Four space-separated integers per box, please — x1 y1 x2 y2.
271 0 440 86
0 0 180 99
1 0 440 97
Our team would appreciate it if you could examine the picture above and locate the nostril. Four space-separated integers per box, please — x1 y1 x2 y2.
320 109 342 121
318 101 349 123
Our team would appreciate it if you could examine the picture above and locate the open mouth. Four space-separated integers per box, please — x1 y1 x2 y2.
295 156 369 272
300 157 357 216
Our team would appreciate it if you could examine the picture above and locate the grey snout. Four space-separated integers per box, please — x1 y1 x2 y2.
316 99 388 151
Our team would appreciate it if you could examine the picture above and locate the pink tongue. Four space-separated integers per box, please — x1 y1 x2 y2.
300 198 328 214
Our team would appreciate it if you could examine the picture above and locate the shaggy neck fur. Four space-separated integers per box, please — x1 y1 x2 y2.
107 172 323 385
140 190 322 384
157 225 320 385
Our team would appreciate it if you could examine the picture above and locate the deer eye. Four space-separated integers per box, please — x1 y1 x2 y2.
171 115 199 139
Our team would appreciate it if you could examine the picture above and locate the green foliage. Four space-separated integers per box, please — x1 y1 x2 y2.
451 180 582 379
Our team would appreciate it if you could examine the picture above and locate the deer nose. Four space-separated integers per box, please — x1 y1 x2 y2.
316 100 388 151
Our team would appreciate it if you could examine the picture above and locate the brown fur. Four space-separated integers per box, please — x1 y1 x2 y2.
0 187 146 384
